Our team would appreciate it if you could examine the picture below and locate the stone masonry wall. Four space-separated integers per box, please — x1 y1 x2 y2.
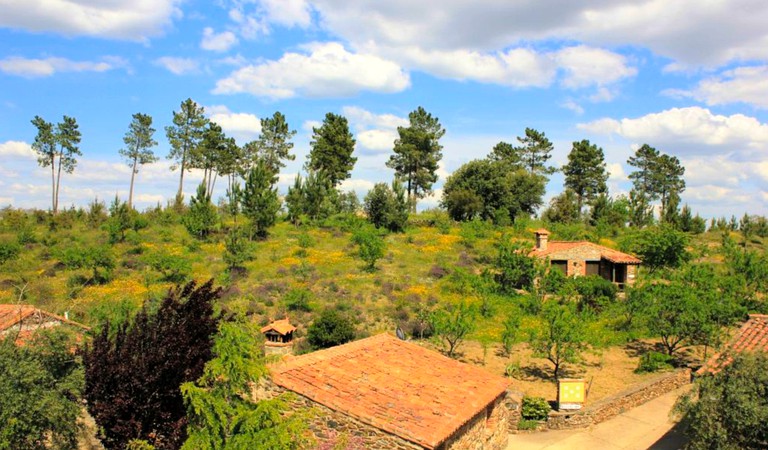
254 378 510 450
546 369 691 431
439 394 510 450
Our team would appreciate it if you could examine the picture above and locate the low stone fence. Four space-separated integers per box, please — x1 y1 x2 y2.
545 369 691 431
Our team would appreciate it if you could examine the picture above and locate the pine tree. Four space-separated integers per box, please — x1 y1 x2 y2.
241 159 280 240
120 113 158 208
184 183 218 239
248 112 296 180
31 115 82 214
514 127 556 178
562 139 608 212
386 107 445 211
306 112 357 187
166 99 208 200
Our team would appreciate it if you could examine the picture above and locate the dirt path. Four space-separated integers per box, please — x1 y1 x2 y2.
507 386 690 450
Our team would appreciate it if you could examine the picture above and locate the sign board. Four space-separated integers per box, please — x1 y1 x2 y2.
557 379 586 411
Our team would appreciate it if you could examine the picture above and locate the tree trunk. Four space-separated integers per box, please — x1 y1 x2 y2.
210 172 218 195
50 157 56 213
55 152 63 214
128 157 138 209
177 149 187 199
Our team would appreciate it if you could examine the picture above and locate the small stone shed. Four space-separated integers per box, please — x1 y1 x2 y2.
260 318 296 355
0 304 89 343
262 333 512 450
530 229 641 287
697 314 768 375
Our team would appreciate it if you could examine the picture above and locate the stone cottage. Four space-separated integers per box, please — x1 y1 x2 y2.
0 304 90 343
697 314 768 375
260 333 512 450
530 229 641 288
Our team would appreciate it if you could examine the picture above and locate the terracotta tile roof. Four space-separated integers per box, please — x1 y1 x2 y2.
270 333 510 449
0 304 90 334
260 318 296 335
534 228 550 235
531 241 642 264
698 314 768 375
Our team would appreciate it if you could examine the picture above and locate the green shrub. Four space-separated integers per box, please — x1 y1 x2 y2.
307 309 356 350
517 419 542 431
0 240 21 264
352 226 385 271
142 250 191 284
285 288 312 312
635 351 673 373
521 396 551 421
574 275 618 313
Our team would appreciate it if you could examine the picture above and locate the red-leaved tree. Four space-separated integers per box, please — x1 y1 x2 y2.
82 280 220 449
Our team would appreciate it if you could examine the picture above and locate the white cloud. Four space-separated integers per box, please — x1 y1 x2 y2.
302 120 322 132
356 129 397 152
206 105 262 143
154 57 200 75
340 106 407 153
0 56 124 78
0 141 36 158
339 178 375 194
0 0 181 41
260 0 311 28
365 44 634 90
578 107 768 158
310 0 768 68
553 46 637 88
669 65 768 109
213 42 410 99
606 162 625 181
201 27 239 52
560 100 584 115
341 106 408 130
227 0 311 39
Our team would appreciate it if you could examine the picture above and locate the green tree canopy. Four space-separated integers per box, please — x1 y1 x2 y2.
31 115 82 214
514 127 555 178
248 112 296 180
430 301 478 358
307 309 356 350
241 159 280 240
119 113 158 208
0 329 84 450
306 112 357 187
529 300 586 379
676 353 768 450
166 99 208 200
386 106 445 211
184 183 219 239
563 139 608 211
441 159 545 223
181 319 307 450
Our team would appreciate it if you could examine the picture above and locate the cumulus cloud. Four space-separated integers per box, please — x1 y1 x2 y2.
0 56 124 78
340 106 407 153
213 42 410 99
310 0 768 68
553 46 637 88
668 65 768 109
201 27 239 52
227 0 311 39
0 0 181 41
154 57 200 75
206 105 262 143
0 141 36 158
577 107 768 158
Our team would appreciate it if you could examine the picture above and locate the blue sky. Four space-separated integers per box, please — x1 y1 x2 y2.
2 0 768 218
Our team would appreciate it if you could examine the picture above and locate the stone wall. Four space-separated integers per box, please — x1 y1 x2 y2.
546 369 691 431
254 378 510 450
440 394 510 450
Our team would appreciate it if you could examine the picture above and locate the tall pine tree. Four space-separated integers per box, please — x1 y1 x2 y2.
306 112 357 187
386 106 445 211
119 113 158 208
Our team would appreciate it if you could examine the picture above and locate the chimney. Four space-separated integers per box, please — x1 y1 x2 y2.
534 229 550 251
